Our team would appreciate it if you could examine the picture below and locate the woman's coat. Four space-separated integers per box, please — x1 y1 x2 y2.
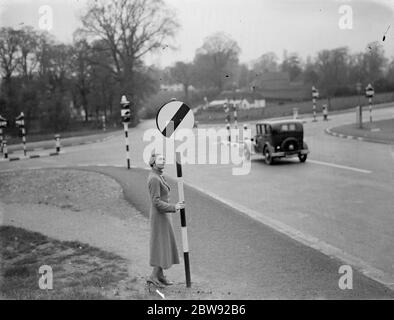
147 168 180 269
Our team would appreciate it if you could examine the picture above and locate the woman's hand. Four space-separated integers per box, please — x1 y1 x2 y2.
175 201 185 211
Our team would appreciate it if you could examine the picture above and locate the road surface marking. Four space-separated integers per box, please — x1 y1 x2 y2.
309 159 372 174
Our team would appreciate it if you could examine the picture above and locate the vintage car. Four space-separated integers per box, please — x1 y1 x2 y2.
251 120 309 165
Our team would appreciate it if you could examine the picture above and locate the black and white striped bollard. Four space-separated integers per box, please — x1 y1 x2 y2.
0 127 3 153
55 134 61 153
312 98 317 121
21 127 27 157
368 97 373 123
233 105 238 142
102 115 106 132
123 122 131 169
175 151 191 288
3 140 7 159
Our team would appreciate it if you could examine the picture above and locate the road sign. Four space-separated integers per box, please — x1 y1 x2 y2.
120 95 131 123
156 100 194 138
0 115 7 128
15 112 24 127
365 84 374 98
312 86 319 98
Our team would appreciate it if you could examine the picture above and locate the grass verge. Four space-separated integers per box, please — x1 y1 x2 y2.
331 118 394 144
0 225 133 300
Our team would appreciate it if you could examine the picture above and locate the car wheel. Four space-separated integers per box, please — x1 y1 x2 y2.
298 153 307 163
264 147 273 165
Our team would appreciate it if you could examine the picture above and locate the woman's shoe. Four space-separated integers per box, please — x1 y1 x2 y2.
158 276 173 286
147 276 165 288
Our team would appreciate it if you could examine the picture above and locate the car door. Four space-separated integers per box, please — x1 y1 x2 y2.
255 124 263 152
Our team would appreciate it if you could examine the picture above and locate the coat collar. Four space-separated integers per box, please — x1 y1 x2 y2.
151 167 170 190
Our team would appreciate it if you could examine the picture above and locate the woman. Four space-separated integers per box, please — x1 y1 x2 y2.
147 153 185 287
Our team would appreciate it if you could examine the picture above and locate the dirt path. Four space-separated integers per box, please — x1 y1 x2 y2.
0 168 216 299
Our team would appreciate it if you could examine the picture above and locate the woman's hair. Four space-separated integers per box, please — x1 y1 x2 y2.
149 153 162 167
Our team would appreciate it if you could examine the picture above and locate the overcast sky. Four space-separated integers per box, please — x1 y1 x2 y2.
0 0 393 67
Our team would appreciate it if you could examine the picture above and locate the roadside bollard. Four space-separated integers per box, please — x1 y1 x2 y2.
55 134 61 153
226 123 231 142
21 127 27 156
293 108 298 120
0 129 3 154
3 140 7 159
323 104 328 121
102 115 106 132
312 104 317 122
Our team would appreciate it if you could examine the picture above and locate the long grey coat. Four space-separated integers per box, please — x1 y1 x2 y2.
148 168 180 269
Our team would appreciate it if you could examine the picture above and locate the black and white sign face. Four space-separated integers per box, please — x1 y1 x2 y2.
0 121 7 128
156 100 194 138
121 108 130 122
365 85 374 98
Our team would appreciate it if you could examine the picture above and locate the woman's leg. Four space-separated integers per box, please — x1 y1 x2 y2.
151 266 161 279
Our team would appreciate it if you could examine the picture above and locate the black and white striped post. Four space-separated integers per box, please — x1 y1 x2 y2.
312 86 319 122
120 95 131 169
224 102 231 142
124 123 130 169
365 84 374 124
233 102 238 143
0 127 3 153
54 134 61 153
233 103 238 131
2 140 7 159
175 151 191 288
102 115 106 132
0 115 6 153
15 112 26 156
155 100 195 288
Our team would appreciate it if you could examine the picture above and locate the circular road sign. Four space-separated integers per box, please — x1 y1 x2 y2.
156 100 194 138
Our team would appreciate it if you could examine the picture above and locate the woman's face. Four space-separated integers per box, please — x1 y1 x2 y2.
155 155 166 170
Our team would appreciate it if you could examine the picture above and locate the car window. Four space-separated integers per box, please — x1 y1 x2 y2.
265 125 271 134
256 124 262 134
289 123 296 131
281 124 289 131
261 125 266 135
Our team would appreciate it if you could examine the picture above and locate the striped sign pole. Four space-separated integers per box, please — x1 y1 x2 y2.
224 103 231 142
369 97 373 123
124 122 130 169
55 134 61 153
3 140 7 159
312 86 319 122
102 115 106 132
0 127 3 153
120 95 131 169
175 151 191 288
233 103 238 143
21 127 27 157
312 98 317 121
156 100 194 288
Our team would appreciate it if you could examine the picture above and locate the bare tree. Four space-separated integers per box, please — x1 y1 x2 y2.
0 27 21 81
79 0 179 104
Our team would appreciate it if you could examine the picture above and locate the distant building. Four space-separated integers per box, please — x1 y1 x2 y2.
160 83 196 92
207 91 265 110
251 72 310 101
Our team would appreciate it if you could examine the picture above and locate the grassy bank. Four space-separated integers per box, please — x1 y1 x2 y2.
0 225 134 300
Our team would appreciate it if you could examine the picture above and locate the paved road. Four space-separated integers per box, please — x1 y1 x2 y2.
1 104 393 298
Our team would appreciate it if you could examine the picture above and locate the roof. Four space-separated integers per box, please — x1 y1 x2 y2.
218 91 265 101
256 119 304 126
